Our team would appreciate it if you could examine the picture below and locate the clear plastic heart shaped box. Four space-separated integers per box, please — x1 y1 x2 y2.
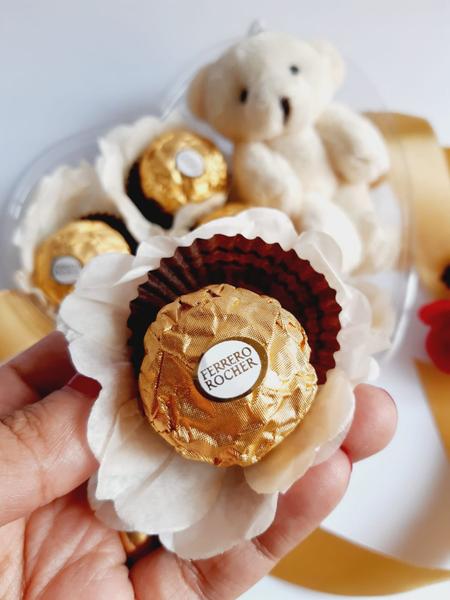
0 34 414 358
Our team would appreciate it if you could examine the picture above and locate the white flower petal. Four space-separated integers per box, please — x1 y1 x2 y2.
244 369 355 494
191 206 299 249
87 370 135 461
87 475 129 530
90 398 226 534
75 252 138 293
60 294 130 351
335 285 376 383
312 415 353 466
113 452 225 534
160 468 278 559
299 194 363 273
68 334 129 377
295 230 377 383
294 230 345 279
67 337 136 460
95 400 172 501
134 236 177 259
57 254 149 355
351 279 396 354
172 193 226 234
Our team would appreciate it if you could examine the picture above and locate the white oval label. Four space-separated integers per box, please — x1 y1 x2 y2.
175 148 205 178
197 339 265 401
51 255 82 285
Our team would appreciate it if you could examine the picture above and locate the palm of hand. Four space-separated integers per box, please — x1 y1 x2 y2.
1 489 132 599
0 333 396 600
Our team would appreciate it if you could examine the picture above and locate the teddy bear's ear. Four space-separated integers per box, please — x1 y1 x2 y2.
310 40 345 87
187 65 210 119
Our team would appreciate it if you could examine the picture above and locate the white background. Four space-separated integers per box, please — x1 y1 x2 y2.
1 1 450 598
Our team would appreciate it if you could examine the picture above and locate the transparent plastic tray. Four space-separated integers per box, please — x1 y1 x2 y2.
0 36 414 357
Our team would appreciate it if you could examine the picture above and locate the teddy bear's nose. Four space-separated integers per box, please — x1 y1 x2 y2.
280 97 291 124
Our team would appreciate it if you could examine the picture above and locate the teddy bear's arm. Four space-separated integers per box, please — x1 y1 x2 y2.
233 143 302 216
316 103 390 184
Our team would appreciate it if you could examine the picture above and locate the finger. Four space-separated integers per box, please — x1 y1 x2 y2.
131 449 351 600
0 332 75 416
341 385 397 462
0 377 100 526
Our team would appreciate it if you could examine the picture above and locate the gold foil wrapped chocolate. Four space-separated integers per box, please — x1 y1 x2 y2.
196 202 247 226
139 284 318 467
138 130 228 215
33 220 131 306
119 531 158 562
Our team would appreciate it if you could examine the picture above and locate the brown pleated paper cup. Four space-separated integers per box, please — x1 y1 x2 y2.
128 235 342 384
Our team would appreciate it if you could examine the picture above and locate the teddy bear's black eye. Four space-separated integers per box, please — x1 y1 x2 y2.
290 65 300 75
239 88 248 103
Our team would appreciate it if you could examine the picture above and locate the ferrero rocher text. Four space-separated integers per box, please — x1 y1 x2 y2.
139 284 318 467
198 343 259 393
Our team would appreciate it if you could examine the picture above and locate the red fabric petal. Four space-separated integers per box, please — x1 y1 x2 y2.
419 300 450 326
425 327 450 374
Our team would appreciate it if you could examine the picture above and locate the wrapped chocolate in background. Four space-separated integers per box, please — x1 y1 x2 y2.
13 162 135 313
96 114 229 241
33 218 132 306
128 129 227 228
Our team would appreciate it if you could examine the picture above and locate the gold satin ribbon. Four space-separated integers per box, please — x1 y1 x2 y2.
273 116 450 595
272 529 450 595
0 291 53 362
1 114 450 596
368 113 450 298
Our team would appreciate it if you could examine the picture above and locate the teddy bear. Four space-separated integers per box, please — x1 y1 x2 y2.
187 30 396 274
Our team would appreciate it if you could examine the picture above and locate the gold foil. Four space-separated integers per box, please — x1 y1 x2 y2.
139 284 318 467
139 130 227 214
196 202 247 225
33 220 131 306
119 531 151 555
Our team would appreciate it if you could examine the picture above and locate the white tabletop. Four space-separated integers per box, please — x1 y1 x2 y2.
1 1 450 598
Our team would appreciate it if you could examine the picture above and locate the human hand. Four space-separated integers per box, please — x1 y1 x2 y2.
0 332 396 600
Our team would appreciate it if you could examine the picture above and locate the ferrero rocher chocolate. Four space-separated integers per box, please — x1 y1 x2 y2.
139 284 318 467
126 130 227 228
33 220 131 306
196 202 247 226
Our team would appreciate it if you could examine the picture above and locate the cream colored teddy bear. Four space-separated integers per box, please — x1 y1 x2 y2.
188 30 395 273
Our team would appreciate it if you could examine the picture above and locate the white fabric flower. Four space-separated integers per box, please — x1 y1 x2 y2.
95 114 227 242
14 162 120 311
58 208 386 559
350 279 396 354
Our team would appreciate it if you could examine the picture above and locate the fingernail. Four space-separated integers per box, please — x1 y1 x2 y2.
68 374 102 399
